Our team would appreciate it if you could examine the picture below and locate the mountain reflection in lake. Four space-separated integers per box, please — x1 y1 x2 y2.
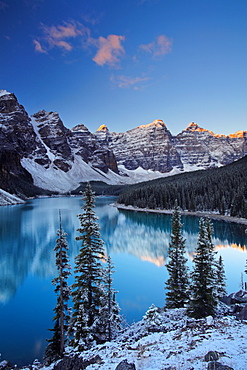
0 196 246 366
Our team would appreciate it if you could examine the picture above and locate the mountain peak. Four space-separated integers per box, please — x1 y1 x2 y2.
229 131 247 138
0 89 11 98
186 122 200 131
185 122 228 138
137 119 167 129
71 124 90 133
96 124 109 132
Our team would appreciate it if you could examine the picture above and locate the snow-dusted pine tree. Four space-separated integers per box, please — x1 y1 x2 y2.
165 201 189 308
187 217 217 318
143 304 163 330
215 255 227 299
98 255 122 342
70 183 107 350
44 212 71 364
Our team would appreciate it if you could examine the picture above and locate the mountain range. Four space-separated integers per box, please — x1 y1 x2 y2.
0 89 246 198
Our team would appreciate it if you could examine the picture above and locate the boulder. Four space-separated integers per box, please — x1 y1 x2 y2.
0 360 13 370
53 355 103 370
115 359 136 370
204 351 220 362
236 304 247 320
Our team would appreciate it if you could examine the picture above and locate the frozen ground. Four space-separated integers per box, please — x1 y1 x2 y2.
40 307 247 370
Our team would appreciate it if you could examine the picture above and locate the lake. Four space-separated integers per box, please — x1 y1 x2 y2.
0 196 246 366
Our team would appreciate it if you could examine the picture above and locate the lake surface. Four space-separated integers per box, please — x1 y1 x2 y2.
0 196 246 366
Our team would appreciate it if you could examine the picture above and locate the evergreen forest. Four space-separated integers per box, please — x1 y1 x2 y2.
117 156 247 218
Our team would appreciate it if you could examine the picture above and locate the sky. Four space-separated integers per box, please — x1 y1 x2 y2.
0 0 246 135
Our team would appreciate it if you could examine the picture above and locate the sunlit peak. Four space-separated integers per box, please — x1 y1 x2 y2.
97 124 109 132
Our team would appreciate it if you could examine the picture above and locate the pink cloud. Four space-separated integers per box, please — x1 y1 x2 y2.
140 34 172 58
42 23 84 40
111 75 150 89
33 39 47 53
34 21 90 52
33 20 125 68
92 35 125 67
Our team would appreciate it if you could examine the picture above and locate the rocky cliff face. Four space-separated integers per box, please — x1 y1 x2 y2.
0 91 49 195
0 90 119 194
95 120 247 173
0 89 246 195
70 124 118 174
95 120 183 172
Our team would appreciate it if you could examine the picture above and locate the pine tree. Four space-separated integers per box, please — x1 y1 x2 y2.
143 304 163 330
165 201 189 308
98 255 122 342
70 183 107 350
215 255 227 299
44 212 71 364
187 218 217 318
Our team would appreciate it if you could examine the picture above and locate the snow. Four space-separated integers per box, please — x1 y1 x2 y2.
0 89 11 97
21 153 198 193
21 155 129 193
39 308 247 370
118 165 183 183
31 117 56 161
0 188 25 206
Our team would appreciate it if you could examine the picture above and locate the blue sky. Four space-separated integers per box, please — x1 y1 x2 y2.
0 0 246 135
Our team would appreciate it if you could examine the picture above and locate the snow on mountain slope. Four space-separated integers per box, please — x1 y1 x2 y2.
0 188 25 206
21 155 124 193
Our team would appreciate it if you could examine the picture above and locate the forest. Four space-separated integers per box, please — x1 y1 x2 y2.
117 156 247 219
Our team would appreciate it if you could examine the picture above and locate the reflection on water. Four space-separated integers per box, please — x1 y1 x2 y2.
0 196 246 365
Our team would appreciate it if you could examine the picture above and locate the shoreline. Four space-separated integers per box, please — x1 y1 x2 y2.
114 203 247 226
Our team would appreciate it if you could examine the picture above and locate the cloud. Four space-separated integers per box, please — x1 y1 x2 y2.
42 23 84 40
81 13 99 25
33 39 47 53
34 21 125 68
110 75 150 89
92 35 125 67
140 34 172 59
34 21 90 53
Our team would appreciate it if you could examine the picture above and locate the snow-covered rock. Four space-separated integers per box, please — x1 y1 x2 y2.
50 309 247 370
0 188 25 206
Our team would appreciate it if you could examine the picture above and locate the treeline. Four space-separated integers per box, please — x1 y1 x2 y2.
117 156 247 218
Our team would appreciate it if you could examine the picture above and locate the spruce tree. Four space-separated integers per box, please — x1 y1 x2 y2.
187 217 217 318
215 255 227 299
44 212 71 364
70 183 107 350
165 201 189 308
98 255 122 342
143 304 163 329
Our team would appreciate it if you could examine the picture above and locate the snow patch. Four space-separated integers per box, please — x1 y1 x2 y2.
31 117 56 161
61 309 247 370
0 188 25 206
21 155 130 193
0 89 11 97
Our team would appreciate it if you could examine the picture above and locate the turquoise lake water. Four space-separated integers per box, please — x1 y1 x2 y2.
0 196 246 365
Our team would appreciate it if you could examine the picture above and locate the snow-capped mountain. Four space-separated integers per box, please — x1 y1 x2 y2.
95 120 247 172
0 90 246 195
